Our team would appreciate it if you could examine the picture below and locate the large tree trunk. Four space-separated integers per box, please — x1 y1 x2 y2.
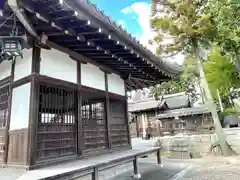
195 51 233 156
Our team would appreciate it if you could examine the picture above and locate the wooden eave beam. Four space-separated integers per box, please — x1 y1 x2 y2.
90 56 112 59
56 1 159 80
125 82 133 91
127 79 138 89
20 0 163 80
77 31 100 35
131 77 157 84
83 52 109 55
59 0 171 77
69 55 87 64
131 78 145 89
20 1 86 42
72 48 99 51
129 78 142 90
46 40 121 75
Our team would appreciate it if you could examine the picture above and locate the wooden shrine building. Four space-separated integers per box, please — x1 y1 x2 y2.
129 92 213 137
0 0 180 175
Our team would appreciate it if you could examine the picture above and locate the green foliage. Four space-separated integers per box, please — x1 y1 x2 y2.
220 107 237 116
210 0 240 58
152 0 240 60
151 0 240 102
204 47 240 102
151 0 217 56
149 56 199 99
149 80 183 98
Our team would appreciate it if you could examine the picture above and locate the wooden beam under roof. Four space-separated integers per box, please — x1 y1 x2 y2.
131 78 145 89
46 40 121 75
129 78 142 90
59 0 171 76
19 0 173 81
20 1 158 80
20 0 86 41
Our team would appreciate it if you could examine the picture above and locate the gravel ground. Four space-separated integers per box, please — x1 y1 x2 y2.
112 155 240 180
112 156 190 180
181 162 240 180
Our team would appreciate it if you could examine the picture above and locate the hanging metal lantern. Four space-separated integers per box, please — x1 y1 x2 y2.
0 36 28 62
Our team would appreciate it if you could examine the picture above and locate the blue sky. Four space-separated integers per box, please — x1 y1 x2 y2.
90 0 152 41
89 0 185 64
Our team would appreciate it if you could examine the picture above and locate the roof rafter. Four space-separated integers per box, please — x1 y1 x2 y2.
19 1 157 80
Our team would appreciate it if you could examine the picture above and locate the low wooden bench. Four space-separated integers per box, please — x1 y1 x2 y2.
15 147 162 180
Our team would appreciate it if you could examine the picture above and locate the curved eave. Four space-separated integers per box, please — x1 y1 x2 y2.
1 0 181 91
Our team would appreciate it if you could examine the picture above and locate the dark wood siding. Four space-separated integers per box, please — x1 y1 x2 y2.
82 98 108 154
0 85 10 164
36 84 77 163
7 128 28 166
109 99 128 148
0 85 9 128
0 128 5 164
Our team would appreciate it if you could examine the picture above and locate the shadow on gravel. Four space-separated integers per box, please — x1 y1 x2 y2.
113 162 186 180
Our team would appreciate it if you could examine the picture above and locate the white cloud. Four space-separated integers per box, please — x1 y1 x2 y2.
121 6 133 14
121 2 154 51
117 20 127 29
121 2 185 65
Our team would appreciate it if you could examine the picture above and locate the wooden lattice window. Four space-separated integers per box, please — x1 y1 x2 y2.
81 98 107 153
36 84 77 162
0 86 9 128
82 101 105 126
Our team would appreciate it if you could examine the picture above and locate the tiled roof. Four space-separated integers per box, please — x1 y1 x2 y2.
128 92 190 112
157 106 210 119
128 98 159 112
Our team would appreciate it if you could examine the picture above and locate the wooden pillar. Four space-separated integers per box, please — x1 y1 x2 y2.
105 73 111 150
31 44 41 73
135 114 140 138
77 61 81 84
77 62 84 155
124 82 131 147
27 44 41 167
92 167 99 180
77 91 84 155
157 149 163 167
133 157 141 179
141 113 146 139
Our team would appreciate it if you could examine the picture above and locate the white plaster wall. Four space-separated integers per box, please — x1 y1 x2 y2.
40 49 77 83
0 60 12 80
10 83 31 130
108 73 125 96
81 63 105 91
14 49 32 81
